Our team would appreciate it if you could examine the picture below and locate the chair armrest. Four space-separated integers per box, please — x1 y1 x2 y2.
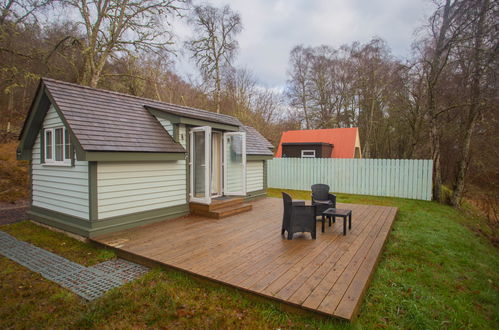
292 200 306 206
292 204 316 210
328 194 337 207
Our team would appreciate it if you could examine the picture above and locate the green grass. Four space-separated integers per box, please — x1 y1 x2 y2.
1 190 498 329
1 221 115 266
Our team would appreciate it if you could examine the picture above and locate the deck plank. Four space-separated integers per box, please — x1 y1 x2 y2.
270 203 373 300
314 207 392 313
333 207 398 320
261 204 370 297
93 197 397 321
288 205 386 307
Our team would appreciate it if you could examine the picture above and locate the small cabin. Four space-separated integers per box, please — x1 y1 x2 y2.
276 128 362 159
281 142 333 158
17 78 274 237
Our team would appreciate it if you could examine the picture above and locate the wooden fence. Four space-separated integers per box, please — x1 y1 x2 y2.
267 158 433 201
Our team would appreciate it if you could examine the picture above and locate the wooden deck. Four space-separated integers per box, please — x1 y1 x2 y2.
92 198 397 321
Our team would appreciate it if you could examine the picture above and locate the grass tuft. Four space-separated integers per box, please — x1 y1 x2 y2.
1 221 115 266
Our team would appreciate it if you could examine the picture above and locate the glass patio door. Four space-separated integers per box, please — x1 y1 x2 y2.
190 126 211 204
223 132 246 196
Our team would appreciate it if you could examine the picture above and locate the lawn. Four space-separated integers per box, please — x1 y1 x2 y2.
1 190 498 329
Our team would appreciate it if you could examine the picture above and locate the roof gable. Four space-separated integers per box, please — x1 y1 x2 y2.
276 128 360 158
242 126 273 156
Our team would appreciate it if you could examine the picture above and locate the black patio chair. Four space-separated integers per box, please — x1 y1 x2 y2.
281 192 316 240
311 184 337 218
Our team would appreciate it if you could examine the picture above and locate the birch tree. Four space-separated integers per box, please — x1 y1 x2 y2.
64 0 185 87
450 0 496 206
287 46 312 129
185 4 242 113
0 0 52 26
421 0 470 201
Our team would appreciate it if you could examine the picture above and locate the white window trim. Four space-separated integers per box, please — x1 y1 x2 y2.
301 150 316 158
43 127 72 166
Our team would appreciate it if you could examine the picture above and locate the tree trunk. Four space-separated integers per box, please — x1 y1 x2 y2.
302 91 310 129
215 58 221 113
426 0 453 202
430 115 442 201
451 0 488 206
363 95 376 158
7 91 13 132
451 115 476 206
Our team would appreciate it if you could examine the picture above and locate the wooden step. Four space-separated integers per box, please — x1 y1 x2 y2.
210 197 245 211
191 203 252 219
215 203 253 219
190 197 245 213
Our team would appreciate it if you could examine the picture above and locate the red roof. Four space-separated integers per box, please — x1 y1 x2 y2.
276 128 359 158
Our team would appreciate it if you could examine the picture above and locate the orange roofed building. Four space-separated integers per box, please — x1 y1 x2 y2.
275 127 362 159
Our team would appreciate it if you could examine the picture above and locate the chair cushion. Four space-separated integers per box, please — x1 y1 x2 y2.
313 200 332 205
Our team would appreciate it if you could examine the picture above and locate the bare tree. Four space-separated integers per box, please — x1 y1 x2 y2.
351 39 394 158
420 0 470 201
185 4 242 113
287 46 313 129
0 0 52 26
451 0 495 206
63 0 185 87
0 0 55 133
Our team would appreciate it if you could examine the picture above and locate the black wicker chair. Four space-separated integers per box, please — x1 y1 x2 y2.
281 192 316 240
311 184 337 218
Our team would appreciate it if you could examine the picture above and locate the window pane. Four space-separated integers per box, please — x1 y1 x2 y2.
64 129 71 160
45 130 52 160
225 134 244 193
301 150 315 158
55 128 63 161
193 131 206 198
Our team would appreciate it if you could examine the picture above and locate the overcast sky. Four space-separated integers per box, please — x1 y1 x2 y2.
173 0 435 90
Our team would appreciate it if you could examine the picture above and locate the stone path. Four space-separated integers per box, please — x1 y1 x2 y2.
0 230 148 300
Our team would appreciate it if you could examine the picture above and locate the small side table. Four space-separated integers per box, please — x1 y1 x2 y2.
321 208 352 235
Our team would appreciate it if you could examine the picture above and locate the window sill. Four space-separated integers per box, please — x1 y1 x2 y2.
42 162 73 167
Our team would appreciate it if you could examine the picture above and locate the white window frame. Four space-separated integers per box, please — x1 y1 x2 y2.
301 150 316 158
44 127 72 166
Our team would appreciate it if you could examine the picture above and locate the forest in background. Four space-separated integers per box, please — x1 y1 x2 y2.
0 0 497 221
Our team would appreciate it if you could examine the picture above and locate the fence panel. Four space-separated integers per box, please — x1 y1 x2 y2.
267 158 433 201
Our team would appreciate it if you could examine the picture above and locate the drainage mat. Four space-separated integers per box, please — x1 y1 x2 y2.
0 230 148 300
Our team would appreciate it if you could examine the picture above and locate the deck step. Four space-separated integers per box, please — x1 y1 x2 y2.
215 203 252 219
210 197 245 211
191 202 252 219
190 197 245 213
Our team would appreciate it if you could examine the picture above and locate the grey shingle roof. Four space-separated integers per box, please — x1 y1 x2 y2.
43 78 184 153
242 126 274 156
147 104 242 127
42 78 272 155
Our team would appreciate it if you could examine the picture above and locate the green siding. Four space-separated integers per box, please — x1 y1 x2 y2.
155 116 174 136
28 204 189 238
97 161 187 219
89 204 189 237
246 160 264 192
31 106 90 220
245 189 267 201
